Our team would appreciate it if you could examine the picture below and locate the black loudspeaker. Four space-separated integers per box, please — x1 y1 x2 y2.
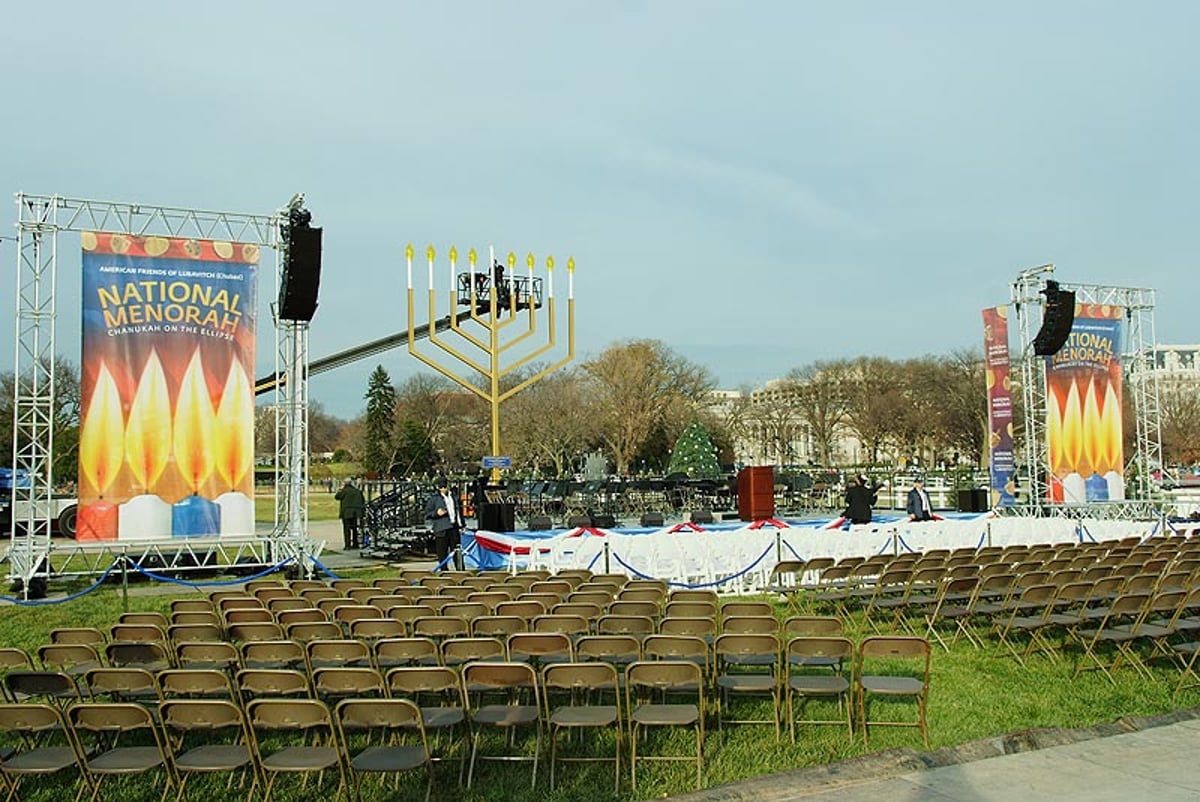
1033 281 1075 356
479 502 516 533
591 514 616 529
566 515 592 529
278 226 323 321
957 488 989 513
689 510 714 525
640 512 665 528
527 515 553 531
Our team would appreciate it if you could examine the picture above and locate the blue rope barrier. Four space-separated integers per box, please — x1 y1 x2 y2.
611 543 775 589
874 537 894 556
976 529 987 549
0 559 122 606
307 555 341 580
782 539 803 561
585 550 602 572
896 535 917 553
432 552 455 572
1077 521 1098 544
129 557 294 587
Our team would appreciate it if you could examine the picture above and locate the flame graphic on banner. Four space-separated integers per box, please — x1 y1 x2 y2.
214 361 253 489
1047 389 1065 476
1103 383 1124 473
1083 377 1103 476
79 363 125 496
124 350 172 492
172 349 215 491
1062 381 1084 475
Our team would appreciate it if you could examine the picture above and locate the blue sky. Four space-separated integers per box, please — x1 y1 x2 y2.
2 2 1196 418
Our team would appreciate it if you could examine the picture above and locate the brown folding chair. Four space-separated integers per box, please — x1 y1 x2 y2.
83 667 160 706
305 639 372 670
713 633 781 738
626 660 705 791
157 668 236 700
373 638 440 670
239 640 306 672
159 699 258 801
336 698 433 802
235 669 311 704
440 637 506 669
310 666 386 704
856 635 931 748
786 636 854 741
463 661 542 789
386 666 469 782
246 698 345 802
69 702 173 802
0 702 85 801
175 641 240 673
542 662 622 792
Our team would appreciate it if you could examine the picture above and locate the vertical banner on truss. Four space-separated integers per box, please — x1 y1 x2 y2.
982 306 1016 508
1045 305 1125 504
77 232 258 540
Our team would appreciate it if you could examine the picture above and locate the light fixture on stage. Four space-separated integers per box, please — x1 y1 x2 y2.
278 203 323 322
1033 279 1075 356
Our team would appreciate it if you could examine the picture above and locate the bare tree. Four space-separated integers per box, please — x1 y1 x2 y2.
842 357 906 465
503 368 594 476
1160 381 1200 466
582 340 715 476
785 360 852 466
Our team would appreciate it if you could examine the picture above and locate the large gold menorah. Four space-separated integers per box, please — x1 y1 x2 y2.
405 243 576 482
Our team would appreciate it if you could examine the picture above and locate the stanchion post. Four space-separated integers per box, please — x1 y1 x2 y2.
454 545 464 572
986 519 993 548
120 551 129 613
604 540 611 574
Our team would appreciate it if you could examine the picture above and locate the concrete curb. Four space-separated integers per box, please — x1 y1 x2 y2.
666 706 1200 801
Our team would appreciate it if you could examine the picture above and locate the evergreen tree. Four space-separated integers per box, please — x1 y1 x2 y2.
362 365 397 476
667 420 721 479
394 418 435 477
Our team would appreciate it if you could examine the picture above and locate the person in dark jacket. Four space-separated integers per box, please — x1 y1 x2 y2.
424 478 461 565
906 478 934 521
335 478 366 550
843 474 880 525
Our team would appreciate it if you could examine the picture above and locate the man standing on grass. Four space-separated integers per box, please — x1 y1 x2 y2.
335 478 366 551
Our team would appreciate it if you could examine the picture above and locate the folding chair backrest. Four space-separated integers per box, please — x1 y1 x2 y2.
783 616 844 637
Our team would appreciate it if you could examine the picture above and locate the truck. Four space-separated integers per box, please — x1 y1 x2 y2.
0 467 79 537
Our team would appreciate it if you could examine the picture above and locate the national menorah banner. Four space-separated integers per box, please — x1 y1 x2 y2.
982 306 1016 508
77 232 258 540
1045 305 1125 503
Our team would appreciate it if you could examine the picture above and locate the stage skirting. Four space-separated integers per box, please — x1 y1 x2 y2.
457 513 1187 594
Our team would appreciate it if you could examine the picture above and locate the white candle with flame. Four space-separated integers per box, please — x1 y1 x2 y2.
1061 472 1086 503
119 494 172 540
406 251 412 289
216 490 254 535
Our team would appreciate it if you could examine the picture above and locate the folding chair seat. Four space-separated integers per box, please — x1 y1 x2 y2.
782 617 845 669
856 635 931 748
626 660 705 791
991 583 1060 665
310 666 386 704
861 567 915 632
0 702 84 801
542 662 622 792
159 699 258 800
175 641 240 673
386 666 468 780
921 576 981 650
307 639 372 670
246 698 345 801
440 637 506 669
506 632 573 667
1071 591 1153 683
713 633 781 738
336 698 433 802
765 559 808 610
157 668 236 700
69 702 173 802
463 661 543 788
786 636 853 741
374 637 441 670
807 564 859 614
0 647 33 698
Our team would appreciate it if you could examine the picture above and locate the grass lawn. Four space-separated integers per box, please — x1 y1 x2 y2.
2 572 1196 802
254 489 340 523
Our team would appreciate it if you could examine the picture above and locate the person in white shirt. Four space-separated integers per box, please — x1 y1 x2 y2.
424 478 461 564
906 478 934 522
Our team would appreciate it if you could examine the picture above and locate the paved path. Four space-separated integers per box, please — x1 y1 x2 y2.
672 711 1200 802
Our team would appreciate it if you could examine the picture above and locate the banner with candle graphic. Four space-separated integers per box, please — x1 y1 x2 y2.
1044 305 1125 504
982 306 1016 508
78 232 258 540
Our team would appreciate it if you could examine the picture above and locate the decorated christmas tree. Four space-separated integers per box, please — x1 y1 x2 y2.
667 420 721 479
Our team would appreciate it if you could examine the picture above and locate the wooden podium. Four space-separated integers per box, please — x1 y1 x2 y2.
737 466 776 522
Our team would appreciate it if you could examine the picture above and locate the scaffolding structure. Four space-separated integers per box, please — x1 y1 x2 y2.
1010 265 1163 520
6 193 317 596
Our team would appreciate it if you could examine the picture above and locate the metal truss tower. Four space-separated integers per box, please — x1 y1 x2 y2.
6 193 311 596
1011 265 1163 519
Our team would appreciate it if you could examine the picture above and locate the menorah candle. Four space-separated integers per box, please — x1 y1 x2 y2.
1061 472 1087 503
119 494 172 540
172 494 220 537
77 499 118 541
216 491 254 535
1048 475 1064 503
1105 470 1126 501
